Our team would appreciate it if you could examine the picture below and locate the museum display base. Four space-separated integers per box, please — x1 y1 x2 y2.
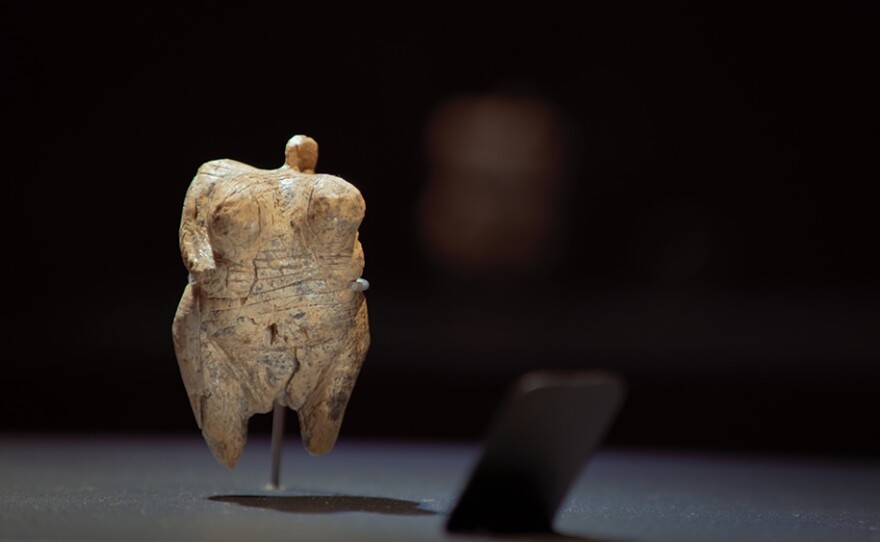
1 436 878 541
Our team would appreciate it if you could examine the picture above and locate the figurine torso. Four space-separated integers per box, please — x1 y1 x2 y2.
193 160 365 352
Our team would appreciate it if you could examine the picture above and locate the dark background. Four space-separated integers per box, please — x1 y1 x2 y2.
5 4 878 458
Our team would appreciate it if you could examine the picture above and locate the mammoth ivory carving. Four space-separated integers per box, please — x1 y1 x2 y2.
172 135 370 468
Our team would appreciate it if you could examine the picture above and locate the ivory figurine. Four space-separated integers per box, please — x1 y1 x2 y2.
172 135 370 468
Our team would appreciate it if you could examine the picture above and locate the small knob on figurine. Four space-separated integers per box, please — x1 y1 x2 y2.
285 135 319 173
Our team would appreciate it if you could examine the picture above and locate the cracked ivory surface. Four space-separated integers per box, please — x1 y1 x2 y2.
172 136 369 468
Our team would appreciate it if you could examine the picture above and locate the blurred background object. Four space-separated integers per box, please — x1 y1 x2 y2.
5 4 878 458
418 92 572 280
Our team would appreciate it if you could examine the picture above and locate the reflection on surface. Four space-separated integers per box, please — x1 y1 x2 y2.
209 494 436 516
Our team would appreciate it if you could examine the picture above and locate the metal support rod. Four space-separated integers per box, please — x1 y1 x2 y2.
268 401 286 489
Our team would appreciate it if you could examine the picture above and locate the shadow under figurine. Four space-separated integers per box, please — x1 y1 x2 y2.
172 135 370 468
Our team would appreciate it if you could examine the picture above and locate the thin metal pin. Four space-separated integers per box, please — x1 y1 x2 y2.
268 401 286 490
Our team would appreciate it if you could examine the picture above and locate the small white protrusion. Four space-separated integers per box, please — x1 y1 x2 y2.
350 278 370 292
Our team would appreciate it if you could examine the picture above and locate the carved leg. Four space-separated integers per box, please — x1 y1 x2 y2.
198 336 250 468
293 300 370 455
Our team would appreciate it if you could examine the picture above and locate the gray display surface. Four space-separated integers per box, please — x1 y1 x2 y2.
1 436 878 541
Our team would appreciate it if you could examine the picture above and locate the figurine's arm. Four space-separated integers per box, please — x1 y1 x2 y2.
306 176 366 284
179 165 220 277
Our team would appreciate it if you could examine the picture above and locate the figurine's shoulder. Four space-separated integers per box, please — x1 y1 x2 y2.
306 173 366 219
196 158 262 179
185 159 267 202
309 173 364 201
